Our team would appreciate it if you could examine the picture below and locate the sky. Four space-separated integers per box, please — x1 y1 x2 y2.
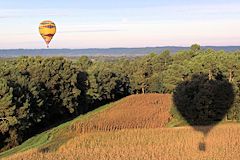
1 0 240 49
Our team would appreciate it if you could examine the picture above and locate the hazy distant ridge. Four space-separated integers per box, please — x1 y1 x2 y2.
1 46 240 57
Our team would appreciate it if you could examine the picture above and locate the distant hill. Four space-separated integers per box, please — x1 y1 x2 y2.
1 46 240 57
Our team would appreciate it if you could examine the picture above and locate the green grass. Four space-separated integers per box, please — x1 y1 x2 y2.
0 100 121 159
166 106 189 128
166 110 239 128
166 117 188 128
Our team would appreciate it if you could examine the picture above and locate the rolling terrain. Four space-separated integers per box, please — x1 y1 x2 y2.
1 94 240 160
1 46 240 57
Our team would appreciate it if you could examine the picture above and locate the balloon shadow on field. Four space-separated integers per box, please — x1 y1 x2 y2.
173 73 235 151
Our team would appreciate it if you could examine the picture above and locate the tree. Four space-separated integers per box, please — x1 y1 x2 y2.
0 78 20 151
77 56 93 70
87 62 129 106
190 44 201 52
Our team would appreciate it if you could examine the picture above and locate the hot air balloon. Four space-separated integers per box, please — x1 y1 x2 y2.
39 20 56 48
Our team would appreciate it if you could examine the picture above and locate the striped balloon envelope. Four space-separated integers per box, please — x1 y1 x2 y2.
39 20 56 48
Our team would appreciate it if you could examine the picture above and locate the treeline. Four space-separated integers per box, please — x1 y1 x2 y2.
1 44 240 151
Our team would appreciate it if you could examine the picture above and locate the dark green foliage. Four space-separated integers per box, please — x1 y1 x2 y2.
86 62 130 108
77 56 93 70
0 57 85 152
128 52 171 94
190 44 201 52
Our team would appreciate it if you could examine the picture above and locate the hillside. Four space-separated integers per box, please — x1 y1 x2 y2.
71 94 172 133
1 46 240 57
0 94 172 159
1 93 240 160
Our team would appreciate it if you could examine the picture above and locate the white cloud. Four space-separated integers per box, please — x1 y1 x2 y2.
0 9 70 18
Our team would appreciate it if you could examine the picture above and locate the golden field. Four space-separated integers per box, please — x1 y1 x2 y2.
4 124 240 160
2 94 240 160
71 94 172 133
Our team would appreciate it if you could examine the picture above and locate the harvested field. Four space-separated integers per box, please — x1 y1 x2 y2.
5 124 240 160
70 94 172 133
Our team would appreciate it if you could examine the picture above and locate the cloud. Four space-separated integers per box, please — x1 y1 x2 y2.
0 9 70 19
0 15 21 19
0 16 8 18
59 29 124 33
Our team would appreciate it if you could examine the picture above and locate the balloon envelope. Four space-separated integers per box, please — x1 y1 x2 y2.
39 20 56 48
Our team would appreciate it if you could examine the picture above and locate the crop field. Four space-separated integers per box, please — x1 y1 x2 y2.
2 94 240 160
71 94 172 133
4 124 240 160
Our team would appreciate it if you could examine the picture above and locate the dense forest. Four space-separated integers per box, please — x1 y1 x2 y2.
1 44 240 152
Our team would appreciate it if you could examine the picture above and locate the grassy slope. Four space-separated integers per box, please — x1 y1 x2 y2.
0 100 122 159
1 94 172 159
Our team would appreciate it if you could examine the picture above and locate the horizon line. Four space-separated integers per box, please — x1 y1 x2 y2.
1 45 240 50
